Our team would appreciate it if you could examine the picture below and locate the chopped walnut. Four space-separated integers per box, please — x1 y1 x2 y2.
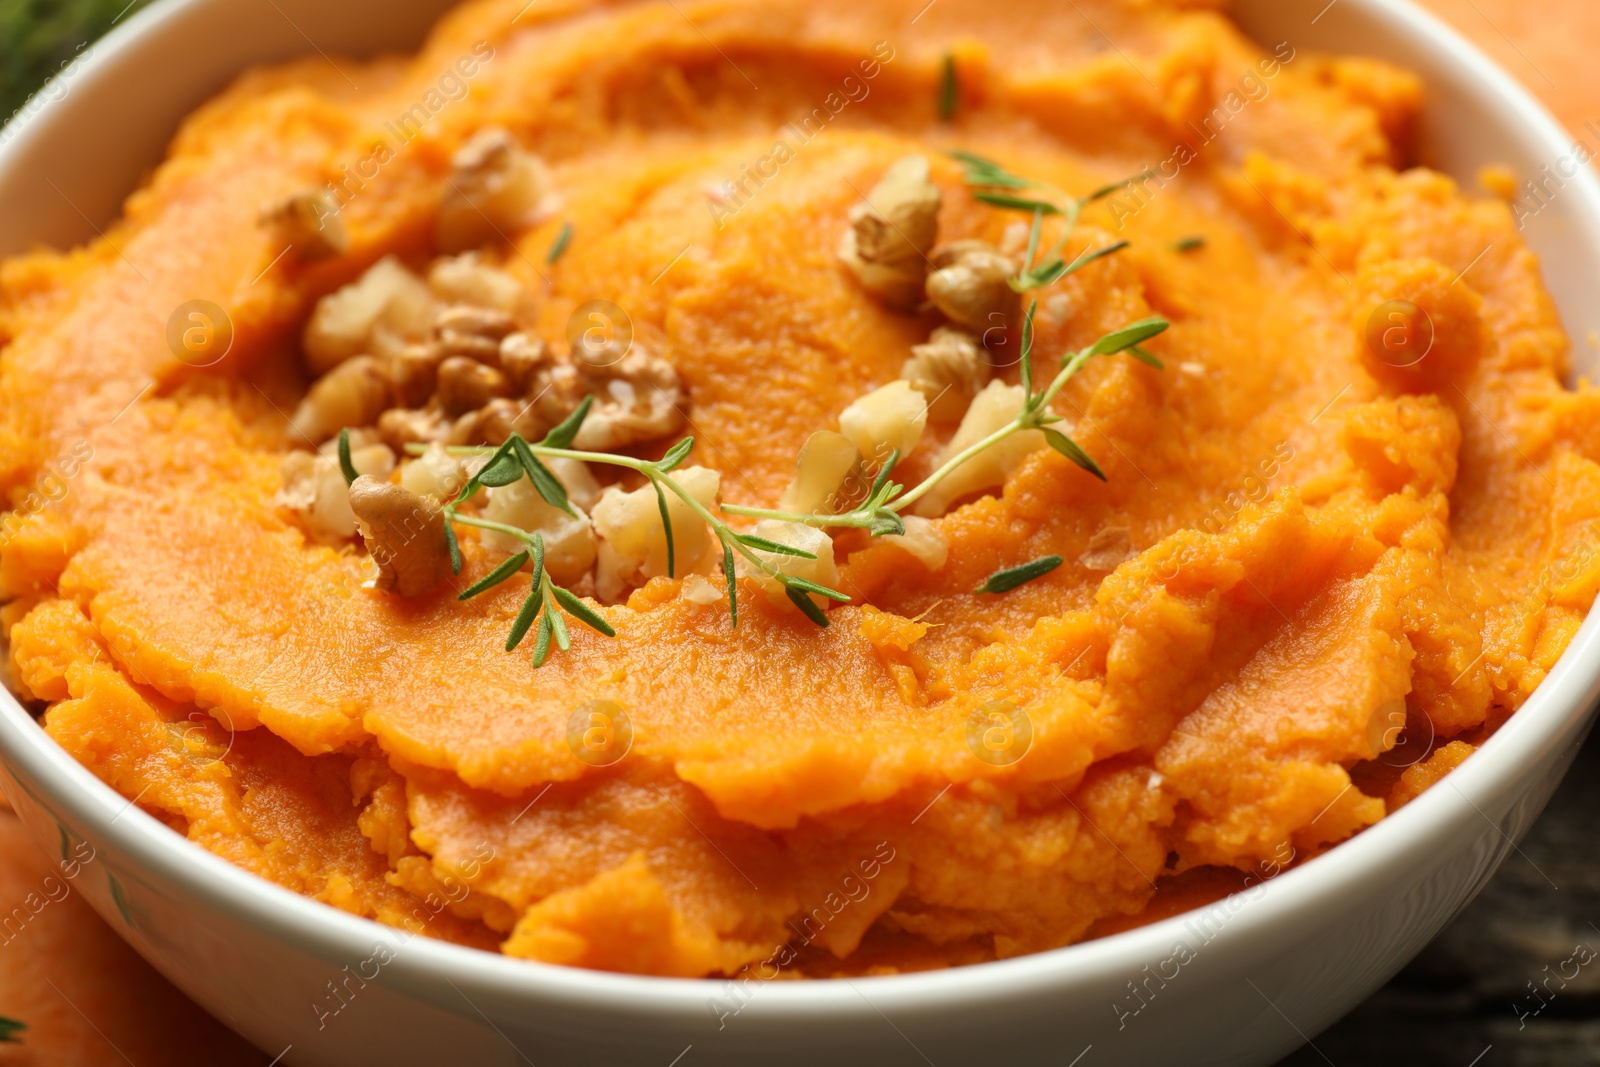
377 408 451 452
926 241 1019 332
437 127 555 253
276 444 393 542
291 355 392 445
839 156 942 310
399 442 466 503
738 520 840 611
499 332 550 391
428 252 523 312
348 477 455 598
481 475 597 585
434 356 512 417
881 515 948 570
902 327 990 423
838 380 928 462
435 305 515 365
570 352 687 452
303 257 435 375
525 360 590 427
449 397 545 447
778 431 860 516
913 380 1045 518
260 188 348 261
592 467 720 603
388 344 444 408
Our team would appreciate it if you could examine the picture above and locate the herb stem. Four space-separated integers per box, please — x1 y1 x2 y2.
445 510 542 547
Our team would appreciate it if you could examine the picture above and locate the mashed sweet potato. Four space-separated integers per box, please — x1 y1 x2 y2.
3 0 1599 979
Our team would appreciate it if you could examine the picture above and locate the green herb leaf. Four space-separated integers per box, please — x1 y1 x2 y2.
1014 256 1068 291
1043 429 1106 481
975 554 1064 594
653 480 675 577
547 221 573 263
868 509 907 537
869 449 902 501
551 585 617 637
459 551 529 600
512 436 575 516
785 584 832 627
939 54 958 121
444 519 463 575
530 532 546 590
0 1016 25 1044
1062 239 1130 275
1173 235 1206 253
548 595 571 651
973 191 1062 215
722 540 739 628
337 429 359 486
541 395 594 451
948 150 1031 188
735 534 817 559
1020 300 1037 399
1128 345 1165 370
453 440 516 505
1083 169 1157 204
478 451 525 488
1085 316 1170 358
505 589 543 652
1023 209 1044 273
656 437 694 473
783 576 852 602
531 613 553 667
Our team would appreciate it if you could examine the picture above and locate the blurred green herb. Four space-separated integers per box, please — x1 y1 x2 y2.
950 150 1152 293
938 54 958 121
546 221 573 264
1 0 152 120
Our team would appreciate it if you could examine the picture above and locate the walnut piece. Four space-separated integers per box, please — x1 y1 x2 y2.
303 257 435 375
839 156 941 310
913 380 1045 518
926 241 1019 332
838 380 928 462
260 188 348 261
570 352 687 452
276 444 393 542
778 431 860 516
591 467 720 603
737 520 840 612
291 355 392 445
902 326 990 423
437 127 555 253
481 474 597 585
435 356 512 417
428 252 522 312
348 477 455 598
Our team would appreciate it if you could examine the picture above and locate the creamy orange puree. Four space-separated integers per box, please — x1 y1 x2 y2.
3 0 1599 978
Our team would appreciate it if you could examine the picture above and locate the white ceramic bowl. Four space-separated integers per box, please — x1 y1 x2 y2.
2 2 1598 1064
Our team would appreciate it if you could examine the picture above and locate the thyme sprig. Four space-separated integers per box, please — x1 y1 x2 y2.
949 150 1152 293
398 310 1167 662
424 396 856 660
720 305 1168 526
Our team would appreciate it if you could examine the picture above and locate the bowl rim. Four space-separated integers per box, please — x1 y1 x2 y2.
2 0 1599 1025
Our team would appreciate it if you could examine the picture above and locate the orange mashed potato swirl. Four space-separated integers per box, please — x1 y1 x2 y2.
3 0 1599 979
